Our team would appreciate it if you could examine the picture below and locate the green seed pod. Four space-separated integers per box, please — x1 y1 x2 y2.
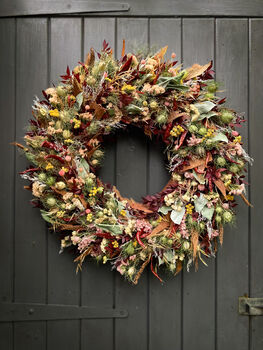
125 243 135 255
55 181 66 190
223 211 233 223
220 109 234 124
188 124 198 133
85 177 94 187
178 149 188 157
199 222 205 230
156 112 168 125
97 211 104 218
204 92 215 100
207 82 218 93
198 127 207 136
160 236 168 245
46 176 56 186
63 129 71 139
86 121 100 135
93 150 104 159
60 110 71 123
229 164 240 174
216 156 226 167
167 239 173 246
215 206 223 214
106 200 116 211
56 85 67 97
215 215 222 224
46 197 56 207
25 152 36 165
38 172 47 182
196 146 206 157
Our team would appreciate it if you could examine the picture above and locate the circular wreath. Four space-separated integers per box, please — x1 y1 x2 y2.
17 41 252 284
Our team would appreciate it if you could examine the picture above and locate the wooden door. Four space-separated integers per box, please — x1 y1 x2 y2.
1 1 263 349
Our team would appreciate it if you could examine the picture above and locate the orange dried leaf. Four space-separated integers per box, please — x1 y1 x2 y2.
185 61 212 81
72 76 82 96
121 39 125 57
219 225 224 245
128 199 153 214
90 101 105 119
85 48 95 67
191 229 199 260
214 179 227 198
154 46 168 61
148 220 169 238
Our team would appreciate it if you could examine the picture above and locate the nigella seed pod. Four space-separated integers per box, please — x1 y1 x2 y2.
55 181 66 190
223 211 233 223
216 156 226 167
46 197 56 207
198 127 207 136
93 149 104 159
46 176 56 186
229 164 239 174
56 85 66 97
196 146 206 157
220 109 234 124
38 172 47 182
188 124 198 133
156 112 168 125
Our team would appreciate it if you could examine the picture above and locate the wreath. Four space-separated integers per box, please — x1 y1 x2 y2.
16 41 252 284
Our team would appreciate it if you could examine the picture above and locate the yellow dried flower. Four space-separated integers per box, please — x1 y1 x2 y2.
49 109 60 118
46 162 54 170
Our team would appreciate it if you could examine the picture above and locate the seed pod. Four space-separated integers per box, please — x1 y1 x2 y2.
223 211 233 223
229 164 239 174
156 112 168 125
38 172 47 182
56 85 66 97
198 127 207 136
220 109 234 124
46 197 56 207
196 146 206 157
216 156 226 167
55 181 66 190
188 124 198 133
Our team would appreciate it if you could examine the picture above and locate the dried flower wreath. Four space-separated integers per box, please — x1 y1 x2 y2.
16 41 252 284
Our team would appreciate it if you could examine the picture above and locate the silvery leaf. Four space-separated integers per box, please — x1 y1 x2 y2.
159 205 172 214
96 223 123 236
201 206 214 221
171 207 185 225
194 194 208 213
211 132 228 143
194 101 216 114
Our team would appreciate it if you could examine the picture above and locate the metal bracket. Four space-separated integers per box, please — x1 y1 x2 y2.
0 302 128 322
0 1 130 17
239 297 263 316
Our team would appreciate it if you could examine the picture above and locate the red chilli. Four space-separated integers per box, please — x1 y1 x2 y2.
150 257 163 283
136 230 146 249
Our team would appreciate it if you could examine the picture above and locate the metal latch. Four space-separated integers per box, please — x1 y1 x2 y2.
0 1 130 17
239 297 263 316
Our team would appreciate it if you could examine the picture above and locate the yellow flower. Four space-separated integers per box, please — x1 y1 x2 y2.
185 203 194 214
234 135 242 143
73 118 81 129
46 162 54 170
226 194 234 201
170 125 184 137
121 84 136 93
64 139 74 144
112 240 119 248
89 186 98 197
56 210 65 218
105 77 112 82
49 109 60 117
156 216 163 223
133 241 137 247
103 256 108 264
86 213 93 222
120 209 126 216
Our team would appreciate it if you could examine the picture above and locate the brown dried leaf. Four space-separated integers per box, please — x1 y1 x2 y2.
148 220 170 238
219 225 224 245
90 101 106 120
214 179 227 198
133 255 151 285
154 46 168 61
128 199 154 214
185 61 212 81
191 229 199 260
72 76 82 96
59 224 84 231
175 260 183 275
85 48 95 67
167 111 185 123
240 193 253 207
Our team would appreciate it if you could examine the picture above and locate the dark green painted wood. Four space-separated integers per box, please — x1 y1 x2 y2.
0 18 15 350
81 17 116 350
182 18 216 350
47 17 82 350
114 18 149 350
249 18 263 350
148 18 182 350
216 19 249 350
14 18 48 350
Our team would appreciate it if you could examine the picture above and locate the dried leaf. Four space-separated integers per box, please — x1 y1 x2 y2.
59 224 84 231
121 39 125 57
72 76 82 96
191 229 199 260
185 61 212 81
180 157 207 172
175 260 183 275
128 199 153 214
214 179 226 198
85 48 95 67
240 193 253 207
133 255 151 285
148 220 169 238
154 46 168 61
90 101 105 119
219 225 224 245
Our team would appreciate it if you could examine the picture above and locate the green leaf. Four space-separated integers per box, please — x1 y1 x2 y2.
198 111 218 121
194 101 216 114
163 250 175 263
75 92 83 110
96 223 123 236
194 194 208 213
201 206 214 221
158 205 172 215
75 157 90 179
211 132 228 143
193 170 205 185
171 207 185 225
40 210 54 224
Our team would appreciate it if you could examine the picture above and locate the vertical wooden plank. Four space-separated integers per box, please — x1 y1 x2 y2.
0 18 15 350
148 18 182 350
47 17 82 350
249 19 263 350
216 19 249 350
81 17 115 350
182 18 215 350
14 18 48 350
115 18 148 350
